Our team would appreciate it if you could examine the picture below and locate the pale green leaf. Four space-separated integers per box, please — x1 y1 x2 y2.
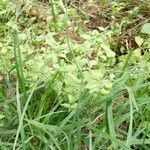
135 36 144 47
101 44 115 58
0 114 4 120
100 88 109 95
68 94 76 104
103 80 113 89
141 23 150 35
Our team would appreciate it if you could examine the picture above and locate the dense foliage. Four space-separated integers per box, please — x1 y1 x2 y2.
0 0 150 149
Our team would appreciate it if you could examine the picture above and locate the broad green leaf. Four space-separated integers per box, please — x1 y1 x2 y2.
84 70 103 81
0 10 7 15
101 44 115 58
100 88 109 95
65 73 80 85
90 69 104 79
45 33 58 47
133 48 142 61
59 14 69 26
0 114 4 119
68 94 76 104
103 80 113 89
141 23 150 35
85 81 99 90
135 36 144 47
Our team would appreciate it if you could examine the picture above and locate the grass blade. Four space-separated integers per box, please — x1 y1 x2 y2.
13 84 37 150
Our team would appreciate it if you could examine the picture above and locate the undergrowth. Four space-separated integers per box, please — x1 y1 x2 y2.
0 0 150 149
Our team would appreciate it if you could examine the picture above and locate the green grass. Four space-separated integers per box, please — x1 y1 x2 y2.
0 0 150 149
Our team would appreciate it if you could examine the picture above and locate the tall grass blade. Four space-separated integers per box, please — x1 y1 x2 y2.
13 84 37 150
13 29 27 99
125 86 134 148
